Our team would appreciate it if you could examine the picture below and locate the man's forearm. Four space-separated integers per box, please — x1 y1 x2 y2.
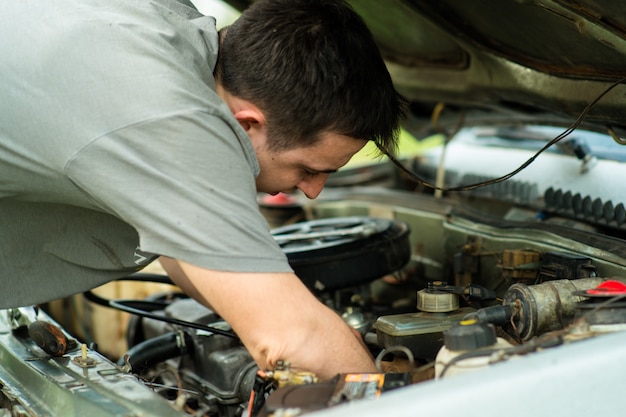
161 258 376 379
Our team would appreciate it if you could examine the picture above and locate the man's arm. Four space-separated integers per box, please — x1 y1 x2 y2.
159 257 376 380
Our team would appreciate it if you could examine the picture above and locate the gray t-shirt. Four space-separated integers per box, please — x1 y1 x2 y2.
0 0 291 307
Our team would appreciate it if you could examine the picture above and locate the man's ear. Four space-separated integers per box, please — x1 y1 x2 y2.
215 84 268 144
232 102 269 149
232 107 266 134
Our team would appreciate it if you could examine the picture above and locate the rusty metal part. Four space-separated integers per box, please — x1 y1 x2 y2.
503 277 607 341
501 250 541 283
264 361 319 388
27 320 69 357
72 344 97 368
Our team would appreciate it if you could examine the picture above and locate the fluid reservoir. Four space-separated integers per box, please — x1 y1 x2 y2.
435 319 512 379
375 287 475 360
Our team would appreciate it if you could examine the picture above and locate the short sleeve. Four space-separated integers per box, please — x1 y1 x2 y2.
65 111 293 274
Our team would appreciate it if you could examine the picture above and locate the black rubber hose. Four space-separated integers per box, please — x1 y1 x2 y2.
84 290 237 339
464 304 513 326
117 331 193 374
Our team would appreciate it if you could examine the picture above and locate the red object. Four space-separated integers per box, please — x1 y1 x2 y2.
587 280 626 295
260 192 299 207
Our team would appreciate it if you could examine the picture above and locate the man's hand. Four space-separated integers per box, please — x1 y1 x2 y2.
159 257 377 380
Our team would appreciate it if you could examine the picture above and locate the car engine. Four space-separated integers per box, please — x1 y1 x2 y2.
4 199 626 417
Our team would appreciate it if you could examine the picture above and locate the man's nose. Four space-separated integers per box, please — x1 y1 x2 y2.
297 174 329 199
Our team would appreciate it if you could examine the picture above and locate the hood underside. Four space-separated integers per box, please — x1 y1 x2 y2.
350 0 626 133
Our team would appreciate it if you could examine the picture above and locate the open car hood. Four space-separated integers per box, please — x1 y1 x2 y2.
352 0 626 134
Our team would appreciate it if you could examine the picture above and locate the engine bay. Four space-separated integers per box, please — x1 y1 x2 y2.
3 187 626 416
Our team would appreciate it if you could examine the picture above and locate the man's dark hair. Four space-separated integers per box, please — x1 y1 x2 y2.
215 0 408 152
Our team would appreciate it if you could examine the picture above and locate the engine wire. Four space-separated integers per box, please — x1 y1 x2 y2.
83 282 239 339
377 77 626 192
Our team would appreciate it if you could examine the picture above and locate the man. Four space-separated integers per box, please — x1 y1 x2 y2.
0 0 407 380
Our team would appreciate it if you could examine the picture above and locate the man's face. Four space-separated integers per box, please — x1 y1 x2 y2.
254 132 366 199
